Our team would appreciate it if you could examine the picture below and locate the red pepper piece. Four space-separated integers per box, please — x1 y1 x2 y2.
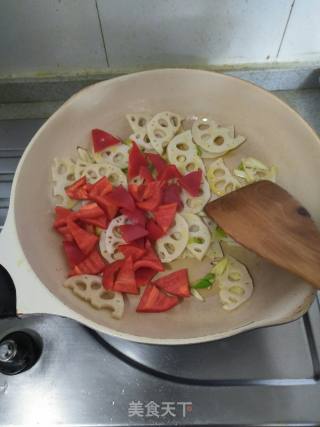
76 202 108 228
163 183 183 211
63 241 86 268
102 260 123 290
133 240 164 272
119 224 149 243
146 153 167 176
55 225 73 242
105 185 135 212
91 195 118 220
128 142 148 179
153 269 190 297
120 208 146 226
65 176 90 200
83 223 95 234
118 243 146 261
91 129 120 153
159 164 182 182
135 268 157 287
154 203 177 232
80 216 108 229
131 238 146 249
146 219 165 241
68 219 98 255
77 202 105 219
69 249 106 276
137 181 163 211
136 284 179 313
113 256 138 294
128 184 146 202
88 176 112 198
53 206 73 228
139 165 153 183
179 169 202 196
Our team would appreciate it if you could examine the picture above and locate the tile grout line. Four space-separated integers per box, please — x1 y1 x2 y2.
95 0 110 68
276 0 296 58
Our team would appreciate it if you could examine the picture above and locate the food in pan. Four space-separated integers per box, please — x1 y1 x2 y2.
51 111 276 319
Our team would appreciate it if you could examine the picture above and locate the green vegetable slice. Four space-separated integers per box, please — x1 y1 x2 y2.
215 226 227 240
191 288 205 302
192 273 216 289
211 257 229 276
188 236 205 245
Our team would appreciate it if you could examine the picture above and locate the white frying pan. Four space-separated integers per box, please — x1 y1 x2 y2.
0 69 318 345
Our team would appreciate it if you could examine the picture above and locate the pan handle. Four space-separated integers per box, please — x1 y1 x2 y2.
0 265 43 375
0 214 77 320
0 265 16 318
0 214 115 337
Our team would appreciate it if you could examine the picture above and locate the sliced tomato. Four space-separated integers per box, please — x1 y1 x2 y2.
136 284 179 313
65 176 90 200
77 202 105 219
128 142 148 179
137 181 163 211
91 129 120 152
53 206 73 228
139 165 153 183
68 219 98 255
154 203 177 232
120 224 148 243
105 185 135 212
128 183 146 202
120 207 146 226
146 153 167 176
113 256 138 294
102 260 123 290
153 269 190 297
69 249 106 276
135 268 157 287
88 176 112 198
179 169 202 196
163 183 183 211
159 164 182 182
118 243 146 261
146 219 165 241
63 241 86 268
133 240 164 272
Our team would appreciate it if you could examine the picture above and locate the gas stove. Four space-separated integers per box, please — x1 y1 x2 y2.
0 68 320 426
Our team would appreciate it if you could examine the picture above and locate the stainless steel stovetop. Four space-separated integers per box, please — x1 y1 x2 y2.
0 68 320 426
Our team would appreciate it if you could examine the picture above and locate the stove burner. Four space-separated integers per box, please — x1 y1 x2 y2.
0 331 42 375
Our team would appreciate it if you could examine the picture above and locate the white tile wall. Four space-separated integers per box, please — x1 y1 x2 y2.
278 0 320 62
0 0 318 76
0 0 107 75
97 0 292 67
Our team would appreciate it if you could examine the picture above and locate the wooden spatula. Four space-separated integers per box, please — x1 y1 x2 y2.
205 180 320 289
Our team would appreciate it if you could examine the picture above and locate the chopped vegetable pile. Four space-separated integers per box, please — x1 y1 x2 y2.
51 111 277 319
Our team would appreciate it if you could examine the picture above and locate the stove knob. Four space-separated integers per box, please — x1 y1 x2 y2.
0 331 42 375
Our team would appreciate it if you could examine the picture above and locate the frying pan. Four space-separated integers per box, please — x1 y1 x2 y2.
0 69 318 345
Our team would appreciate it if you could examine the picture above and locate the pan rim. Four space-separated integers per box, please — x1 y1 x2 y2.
8 68 319 344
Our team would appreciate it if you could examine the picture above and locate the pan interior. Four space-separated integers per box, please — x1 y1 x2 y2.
13 69 317 342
